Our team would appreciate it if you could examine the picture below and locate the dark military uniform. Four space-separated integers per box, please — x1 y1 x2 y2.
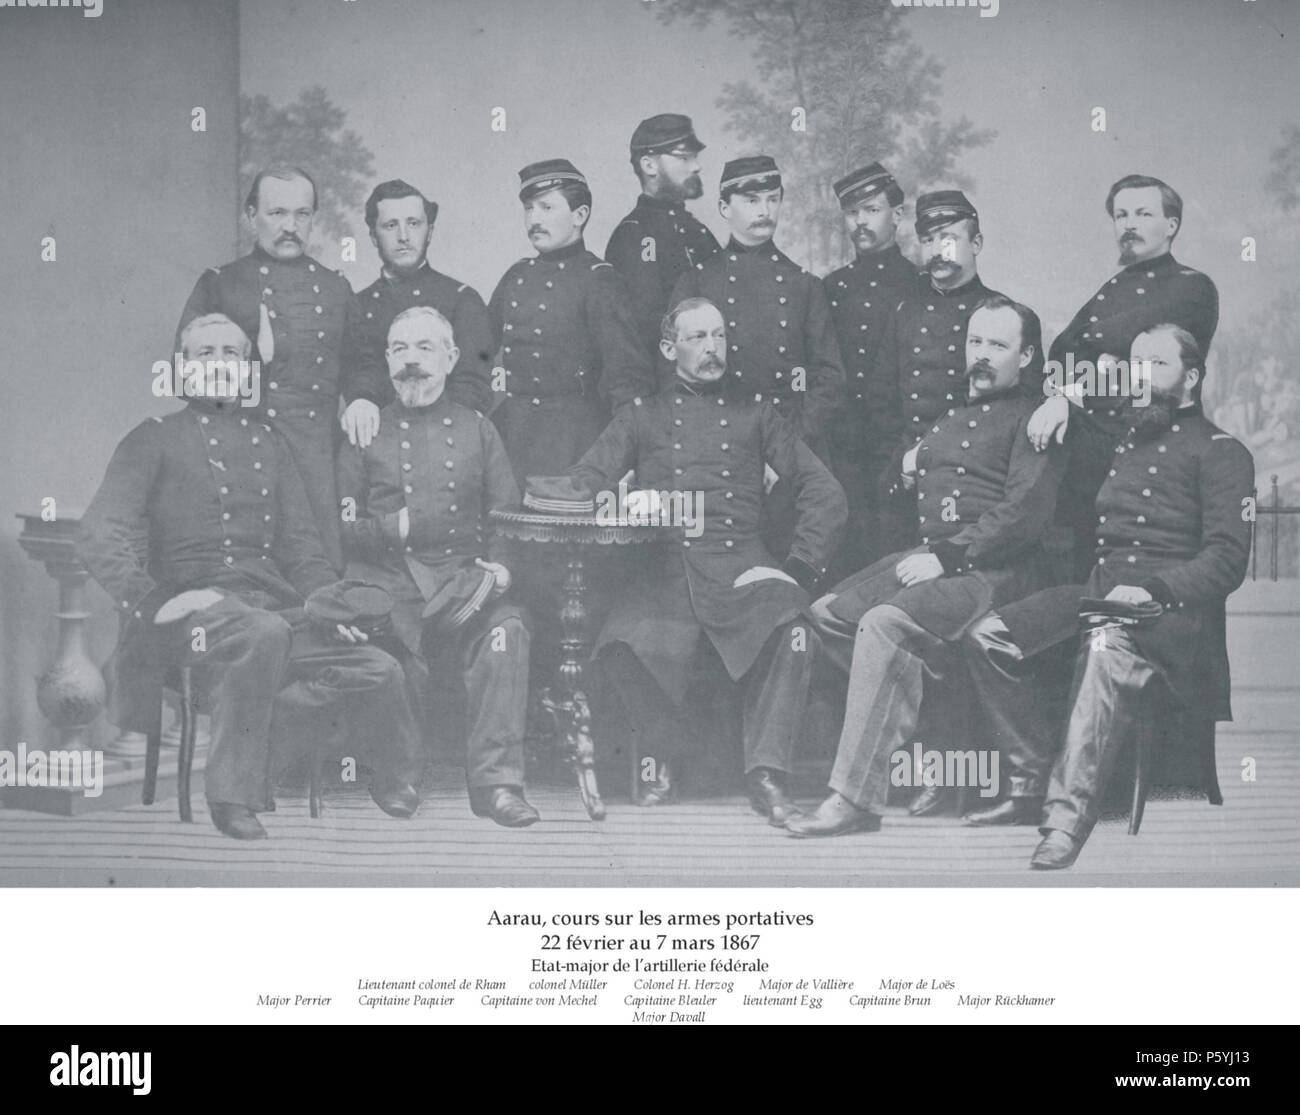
570 380 847 774
811 385 1064 814
487 239 657 484
874 273 1005 550
78 402 424 811
337 394 530 790
606 194 720 364
344 261 495 414
1046 252 1220 580
823 242 927 575
963 405 1253 838
177 246 357 570
669 239 845 459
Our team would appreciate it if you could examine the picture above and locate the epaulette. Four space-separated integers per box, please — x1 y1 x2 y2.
591 261 613 270
456 283 468 293
149 415 164 423
1210 433 1234 441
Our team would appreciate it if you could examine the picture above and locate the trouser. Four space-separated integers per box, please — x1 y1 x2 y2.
827 449 888 584
421 603 530 789
1042 624 1157 840
962 612 1064 799
599 620 818 776
829 604 958 814
171 594 423 810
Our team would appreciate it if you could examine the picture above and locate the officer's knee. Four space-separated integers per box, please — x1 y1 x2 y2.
857 604 910 644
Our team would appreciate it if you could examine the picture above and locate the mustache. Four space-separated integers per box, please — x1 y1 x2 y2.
698 356 725 369
276 233 301 244
1120 232 1142 242
926 256 956 271
393 365 432 381
527 226 547 236
968 361 993 377
749 219 774 229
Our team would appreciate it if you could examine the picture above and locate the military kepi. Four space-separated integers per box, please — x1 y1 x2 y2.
834 162 903 208
518 158 588 202
720 155 781 195
630 113 705 157
915 190 978 236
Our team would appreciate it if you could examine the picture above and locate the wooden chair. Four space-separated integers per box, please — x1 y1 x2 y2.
142 665 325 821
1129 703 1222 835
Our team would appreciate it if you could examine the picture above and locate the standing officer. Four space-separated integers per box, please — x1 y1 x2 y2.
1027 174 1220 581
337 307 538 828
553 296 846 821
606 114 720 367
822 162 926 577
176 166 356 570
669 155 845 464
340 180 494 450
789 296 1064 838
873 190 1009 555
79 314 425 840
961 325 1252 865
488 158 657 484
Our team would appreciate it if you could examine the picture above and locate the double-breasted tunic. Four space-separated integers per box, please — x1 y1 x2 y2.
569 381 847 704
487 239 657 484
997 406 1253 721
177 247 356 569
668 238 846 459
605 193 721 361
345 261 495 415
827 386 1064 641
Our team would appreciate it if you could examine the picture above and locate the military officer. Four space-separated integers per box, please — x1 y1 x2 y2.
487 158 657 485
79 314 425 840
1027 174 1221 581
340 180 495 450
606 114 721 367
337 306 539 828
177 166 356 571
565 296 846 823
822 162 927 577
668 155 845 464
960 325 1253 866
788 296 1064 838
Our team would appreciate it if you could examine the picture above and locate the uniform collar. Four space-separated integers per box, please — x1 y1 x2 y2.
639 193 683 214
538 238 587 263
928 272 985 298
674 375 724 396
1121 251 1177 274
855 241 905 265
965 381 1021 407
251 243 309 268
726 235 778 256
381 259 433 284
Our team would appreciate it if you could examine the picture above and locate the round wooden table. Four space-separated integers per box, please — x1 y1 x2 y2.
490 507 675 820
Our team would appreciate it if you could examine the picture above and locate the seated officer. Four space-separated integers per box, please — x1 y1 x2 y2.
560 296 846 825
337 306 539 828
961 324 1253 868
79 314 424 840
789 295 1064 838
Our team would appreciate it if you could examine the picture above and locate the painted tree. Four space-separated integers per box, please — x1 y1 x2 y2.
649 0 994 273
238 85 376 259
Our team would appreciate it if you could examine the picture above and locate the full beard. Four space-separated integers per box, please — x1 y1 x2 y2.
1129 390 1180 440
